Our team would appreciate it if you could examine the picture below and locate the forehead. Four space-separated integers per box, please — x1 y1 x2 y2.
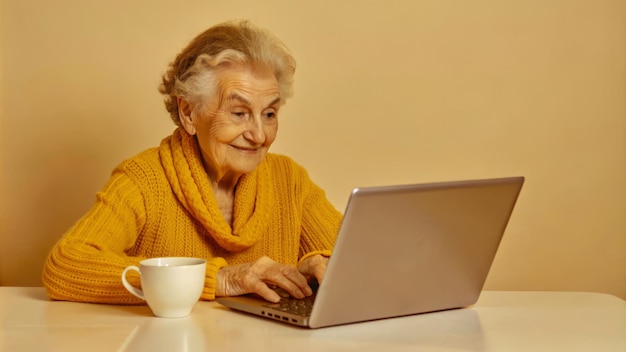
216 67 280 98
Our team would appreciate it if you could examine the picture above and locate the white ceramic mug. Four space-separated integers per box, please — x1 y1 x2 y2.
121 257 206 318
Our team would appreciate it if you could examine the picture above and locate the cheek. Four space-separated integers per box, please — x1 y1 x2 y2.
209 120 243 144
264 125 279 145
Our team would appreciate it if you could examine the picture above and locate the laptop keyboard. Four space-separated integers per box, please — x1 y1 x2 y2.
263 286 317 317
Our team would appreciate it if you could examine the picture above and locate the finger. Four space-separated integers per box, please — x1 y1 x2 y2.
299 255 328 285
269 268 312 298
252 281 281 303
312 264 326 284
285 267 311 292
252 257 312 298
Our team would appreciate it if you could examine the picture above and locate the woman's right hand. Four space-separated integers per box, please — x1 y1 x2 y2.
216 256 313 303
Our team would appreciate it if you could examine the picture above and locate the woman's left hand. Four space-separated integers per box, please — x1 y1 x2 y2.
297 254 329 284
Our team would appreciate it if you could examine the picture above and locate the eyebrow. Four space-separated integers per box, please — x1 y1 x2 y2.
227 93 281 108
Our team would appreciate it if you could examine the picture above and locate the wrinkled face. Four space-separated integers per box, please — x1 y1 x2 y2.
179 67 281 182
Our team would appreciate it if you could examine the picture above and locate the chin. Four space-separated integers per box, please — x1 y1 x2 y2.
225 152 266 174
230 161 263 175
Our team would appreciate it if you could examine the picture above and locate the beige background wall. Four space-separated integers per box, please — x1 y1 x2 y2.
1 0 624 299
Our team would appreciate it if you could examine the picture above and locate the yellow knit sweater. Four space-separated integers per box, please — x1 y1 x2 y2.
42 128 342 304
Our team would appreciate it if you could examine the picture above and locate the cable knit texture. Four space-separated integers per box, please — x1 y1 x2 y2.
42 128 342 304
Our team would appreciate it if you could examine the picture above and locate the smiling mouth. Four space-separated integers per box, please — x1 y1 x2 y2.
231 145 259 153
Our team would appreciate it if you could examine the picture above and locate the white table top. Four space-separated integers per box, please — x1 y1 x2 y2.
1 287 624 352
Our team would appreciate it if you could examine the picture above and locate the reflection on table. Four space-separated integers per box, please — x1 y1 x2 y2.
1 287 624 352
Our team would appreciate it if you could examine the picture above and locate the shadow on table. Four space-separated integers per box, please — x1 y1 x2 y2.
210 304 487 351
308 308 487 351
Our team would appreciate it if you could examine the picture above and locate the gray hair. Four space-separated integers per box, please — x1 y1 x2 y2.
159 20 296 126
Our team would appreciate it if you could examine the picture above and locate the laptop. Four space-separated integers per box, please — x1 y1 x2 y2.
216 176 524 328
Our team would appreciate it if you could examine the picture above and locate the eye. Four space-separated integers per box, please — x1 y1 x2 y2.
263 109 278 120
231 110 248 119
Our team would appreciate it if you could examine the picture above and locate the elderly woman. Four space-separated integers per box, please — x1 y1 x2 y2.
42 20 342 304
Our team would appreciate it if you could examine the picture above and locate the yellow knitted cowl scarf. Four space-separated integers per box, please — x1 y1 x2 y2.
158 128 272 252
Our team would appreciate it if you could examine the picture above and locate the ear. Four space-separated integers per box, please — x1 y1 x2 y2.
177 97 197 135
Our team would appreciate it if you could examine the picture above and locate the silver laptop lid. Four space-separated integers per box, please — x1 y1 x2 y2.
308 176 524 328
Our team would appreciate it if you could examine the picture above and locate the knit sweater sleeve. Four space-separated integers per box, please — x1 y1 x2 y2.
42 158 228 303
42 166 150 304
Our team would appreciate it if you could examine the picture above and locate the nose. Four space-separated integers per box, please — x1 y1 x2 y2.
243 117 266 145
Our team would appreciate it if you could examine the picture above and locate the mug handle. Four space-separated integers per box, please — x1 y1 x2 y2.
121 265 146 300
